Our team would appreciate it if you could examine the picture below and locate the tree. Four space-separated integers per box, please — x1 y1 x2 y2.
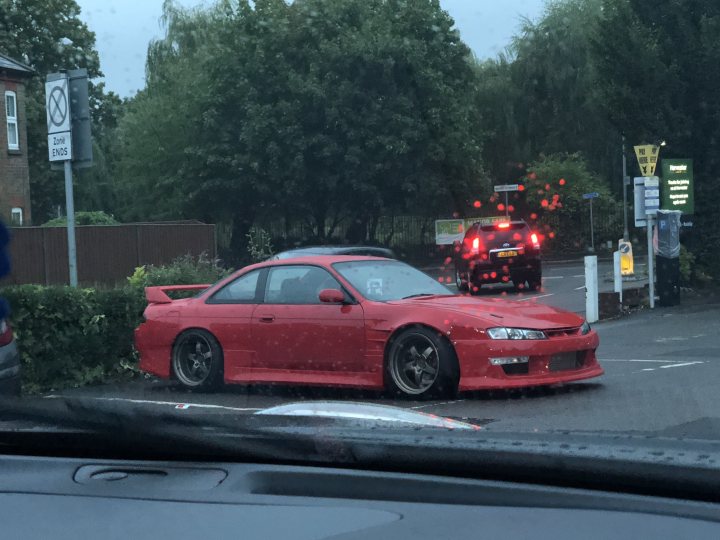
592 0 720 269
0 0 120 222
475 0 618 191
116 0 488 258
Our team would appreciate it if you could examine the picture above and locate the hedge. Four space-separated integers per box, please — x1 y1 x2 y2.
1 285 146 393
1 254 230 393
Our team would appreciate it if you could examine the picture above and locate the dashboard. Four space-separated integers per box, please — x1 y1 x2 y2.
1 454 719 539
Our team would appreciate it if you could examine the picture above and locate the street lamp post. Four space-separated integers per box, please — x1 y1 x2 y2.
622 134 629 241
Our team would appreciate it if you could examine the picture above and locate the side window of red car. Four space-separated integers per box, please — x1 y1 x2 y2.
209 269 262 303
265 266 341 304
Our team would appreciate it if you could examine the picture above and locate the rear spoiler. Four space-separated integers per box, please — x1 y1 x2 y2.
145 284 212 304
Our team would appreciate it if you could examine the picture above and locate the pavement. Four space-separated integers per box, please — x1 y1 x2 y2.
22 259 720 441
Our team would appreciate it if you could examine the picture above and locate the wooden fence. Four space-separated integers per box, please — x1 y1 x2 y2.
2 223 216 287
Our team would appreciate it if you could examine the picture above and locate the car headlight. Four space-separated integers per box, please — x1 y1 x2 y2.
486 327 547 340
580 320 591 335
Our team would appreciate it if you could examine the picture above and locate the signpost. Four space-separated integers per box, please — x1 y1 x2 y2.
582 192 599 252
494 184 519 218
46 70 92 287
633 143 663 309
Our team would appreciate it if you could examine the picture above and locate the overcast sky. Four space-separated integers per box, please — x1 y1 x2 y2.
75 0 545 98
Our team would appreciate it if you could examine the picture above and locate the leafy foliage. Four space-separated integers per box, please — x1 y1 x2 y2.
246 227 274 263
0 0 122 222
592 0 720 269
2 285 145 393
42 211 119 226
127 253 230 288
115 0 487 257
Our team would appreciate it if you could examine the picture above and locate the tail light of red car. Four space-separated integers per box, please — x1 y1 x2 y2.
0 319 13 347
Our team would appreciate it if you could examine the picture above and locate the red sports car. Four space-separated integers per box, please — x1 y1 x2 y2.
135 256 603 397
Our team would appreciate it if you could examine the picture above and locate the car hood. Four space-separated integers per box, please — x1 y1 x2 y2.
256 401 481 430
390 295 584 330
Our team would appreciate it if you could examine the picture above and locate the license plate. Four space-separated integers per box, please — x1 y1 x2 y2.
497 250 518 258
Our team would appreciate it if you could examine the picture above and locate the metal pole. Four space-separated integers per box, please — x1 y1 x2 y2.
589 198 595 252
622 134 629 240
504 192 509 218
64 159 78 287
613 250 623 304
647 218 654 309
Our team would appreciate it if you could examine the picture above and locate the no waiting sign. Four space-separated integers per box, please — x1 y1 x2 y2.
45 74 72 161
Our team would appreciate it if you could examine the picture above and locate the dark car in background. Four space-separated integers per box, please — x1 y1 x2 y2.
271 245 395 260
454 220 542 293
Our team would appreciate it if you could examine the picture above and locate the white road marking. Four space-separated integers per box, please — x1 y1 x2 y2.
515 293 554 302
641 368 656 372
574 286 586 290
410 400 464 410
659 361 704 369
542 276 564 280
655 336 689 343
572 274 585 278
44 395 262 412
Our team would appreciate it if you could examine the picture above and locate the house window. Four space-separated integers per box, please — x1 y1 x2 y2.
10 207 22 226
5 91 19 150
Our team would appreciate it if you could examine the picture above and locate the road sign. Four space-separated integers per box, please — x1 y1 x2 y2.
660 158 694 214
634 144 660 177
633 177 648 227
644 176 660 215
47 132 71 161
45 75 73 162
45 78 70 134
493 184 519 192
435 219 465 245
582 192 599 199
618 239 634 276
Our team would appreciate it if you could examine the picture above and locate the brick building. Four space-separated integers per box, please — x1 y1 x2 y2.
0 53 33 226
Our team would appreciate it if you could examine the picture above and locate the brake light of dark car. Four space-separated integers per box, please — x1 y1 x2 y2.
0 319 13 347
497 222 511 229
530 233 540 250
471 237 480 254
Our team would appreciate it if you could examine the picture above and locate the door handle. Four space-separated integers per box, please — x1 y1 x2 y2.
259 315 275 323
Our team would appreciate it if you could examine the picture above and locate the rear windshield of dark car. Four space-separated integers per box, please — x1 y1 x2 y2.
466 223 530 245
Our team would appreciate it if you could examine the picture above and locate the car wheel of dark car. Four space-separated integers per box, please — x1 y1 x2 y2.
386 327 459 398
455 268 469 292
527 272 542 291
172 329 223 391
469 281 482 295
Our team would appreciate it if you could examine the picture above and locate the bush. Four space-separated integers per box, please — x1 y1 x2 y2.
128 253 231 289
1 285 145 393
246 227 274 262
679 245 694 285
42 211 119 227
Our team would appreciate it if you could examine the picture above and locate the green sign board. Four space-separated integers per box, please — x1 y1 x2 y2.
661 159 694 214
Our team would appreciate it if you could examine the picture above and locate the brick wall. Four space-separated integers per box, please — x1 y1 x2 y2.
0 75 31 226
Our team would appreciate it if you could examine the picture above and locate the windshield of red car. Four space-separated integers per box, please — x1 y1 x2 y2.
333 260 452 301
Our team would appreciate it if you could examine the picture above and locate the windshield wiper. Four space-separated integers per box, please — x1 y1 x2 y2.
402 293 447 299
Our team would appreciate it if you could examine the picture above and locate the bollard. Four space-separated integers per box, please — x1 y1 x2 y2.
613 250 623 304
585 255 599 323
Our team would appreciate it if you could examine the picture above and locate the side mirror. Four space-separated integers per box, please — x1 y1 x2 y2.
319 288 346 304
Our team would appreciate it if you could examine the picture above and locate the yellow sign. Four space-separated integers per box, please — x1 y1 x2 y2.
634 144 660 177
619 239 634 276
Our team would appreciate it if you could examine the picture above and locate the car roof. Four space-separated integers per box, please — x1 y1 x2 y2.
273 245 395 259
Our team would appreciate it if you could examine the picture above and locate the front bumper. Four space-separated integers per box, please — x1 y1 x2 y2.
454 331 603 391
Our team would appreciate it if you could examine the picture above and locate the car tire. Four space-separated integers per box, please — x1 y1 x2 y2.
455 268 469 292
527 272 542 291
386 326 459 399
172 329 223 391
469 281 482 295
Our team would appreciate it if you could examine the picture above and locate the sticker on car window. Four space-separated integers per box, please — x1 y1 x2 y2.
367 278 383 296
